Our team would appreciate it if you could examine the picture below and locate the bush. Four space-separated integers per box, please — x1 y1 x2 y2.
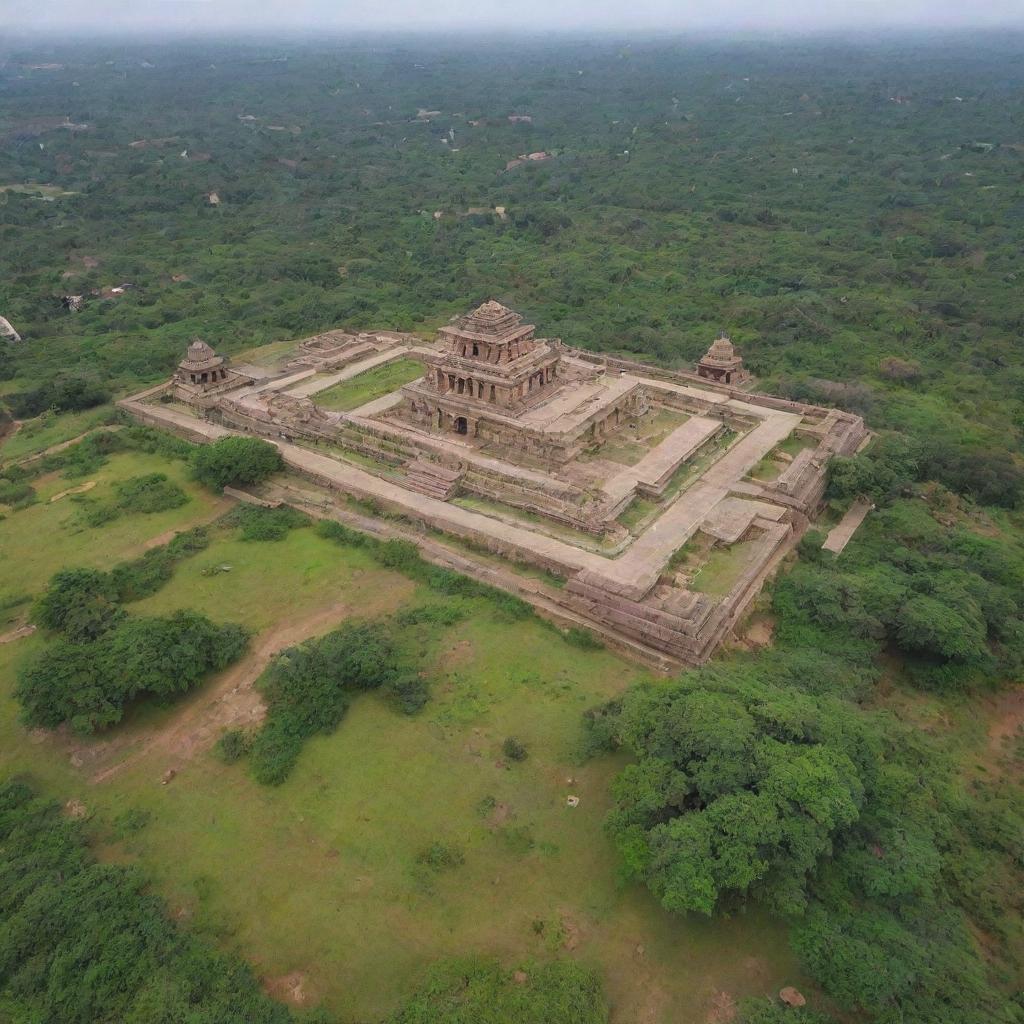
0 477 36 507
15 611 249 733
386 957 607 1024
383 673 431 714
32 568 123 641
6 376 109 418
225 503 309 541
394 601 469 627
0 779 294 1023
416 841 465 870
106 548 176 600
111 807 152 839
35 529 209 617
215 728 252 764
502 736 528 762
113 472 188 514
563 626 604 650
191 436 283 491
249 620 404 784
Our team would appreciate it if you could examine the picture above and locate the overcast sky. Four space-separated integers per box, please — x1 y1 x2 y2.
3 0 1023 35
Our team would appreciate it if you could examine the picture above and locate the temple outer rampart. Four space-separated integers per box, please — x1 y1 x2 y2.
120 303 868 668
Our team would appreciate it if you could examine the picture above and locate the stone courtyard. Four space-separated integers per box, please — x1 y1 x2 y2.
121 301 868 668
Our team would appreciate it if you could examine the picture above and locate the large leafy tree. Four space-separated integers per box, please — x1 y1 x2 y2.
191 436 283 491
604 679 877 916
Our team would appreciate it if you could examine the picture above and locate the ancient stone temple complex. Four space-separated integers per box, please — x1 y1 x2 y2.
123 301 868 669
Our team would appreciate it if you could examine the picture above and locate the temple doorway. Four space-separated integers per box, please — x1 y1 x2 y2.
454 416 468 435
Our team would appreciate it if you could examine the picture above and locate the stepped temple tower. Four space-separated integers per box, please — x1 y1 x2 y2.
697 333 749 386
420 301 562 430
402 300 648 462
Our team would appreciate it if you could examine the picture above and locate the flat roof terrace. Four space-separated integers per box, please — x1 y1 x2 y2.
517 370 638 435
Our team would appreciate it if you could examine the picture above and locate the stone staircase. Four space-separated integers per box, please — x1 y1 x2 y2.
404 458 464 501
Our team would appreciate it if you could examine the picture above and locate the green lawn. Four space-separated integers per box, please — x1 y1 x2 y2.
0 405 117 461
617 495 659 533
232 337 305 368
312 358 425 411
691 537 763 597
0 428 808 1022
0 450 226 608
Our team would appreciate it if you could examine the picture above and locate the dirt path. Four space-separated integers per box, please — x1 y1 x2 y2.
12 423 124 466
986 685 1024 762
84 598 374 784
48 480 96 503
138 495 235 551
0 623 35 644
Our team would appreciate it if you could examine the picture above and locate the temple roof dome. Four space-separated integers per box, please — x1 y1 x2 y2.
187 338 217 361
702 334 741 365
178 337 226 373
460 300 523 336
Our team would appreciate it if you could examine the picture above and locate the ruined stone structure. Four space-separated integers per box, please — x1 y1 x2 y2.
403 301 649 465
697 334 749 386
122 300 868 669
176 338 230 387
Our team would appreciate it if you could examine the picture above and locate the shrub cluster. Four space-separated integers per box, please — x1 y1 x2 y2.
20 541 244 733
33 529 209 626
248 620 423 785
6 375 109 418
0 779 294 1024
223 503 309 541
776 499 1024 689
191 436 283 491
17 609 248 733
385 957 607 1024
79 471 188 527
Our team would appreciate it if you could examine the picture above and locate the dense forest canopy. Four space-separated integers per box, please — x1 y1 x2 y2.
1 35 1022 467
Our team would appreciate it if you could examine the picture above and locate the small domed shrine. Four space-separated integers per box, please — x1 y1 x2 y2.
696 333 749 386
176 338 229 388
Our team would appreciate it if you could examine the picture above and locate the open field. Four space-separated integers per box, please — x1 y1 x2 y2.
313 358 426 411
0 449 227 604
0 435 807 1022
0 405 117 461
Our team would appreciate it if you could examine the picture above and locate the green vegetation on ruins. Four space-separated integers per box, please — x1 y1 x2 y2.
312 357 426 411
1 31 1023 1024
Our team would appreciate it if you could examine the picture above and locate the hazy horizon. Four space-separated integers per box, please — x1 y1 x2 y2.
3 0 1024 38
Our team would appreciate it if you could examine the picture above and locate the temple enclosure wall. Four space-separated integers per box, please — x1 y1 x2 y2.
120 303 868 667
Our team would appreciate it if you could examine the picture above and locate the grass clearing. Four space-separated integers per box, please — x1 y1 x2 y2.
0 436 808 1022
232 337 305 367
617 495 659 533
0 450 224 603
312 358 425 411
0 405 117 461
